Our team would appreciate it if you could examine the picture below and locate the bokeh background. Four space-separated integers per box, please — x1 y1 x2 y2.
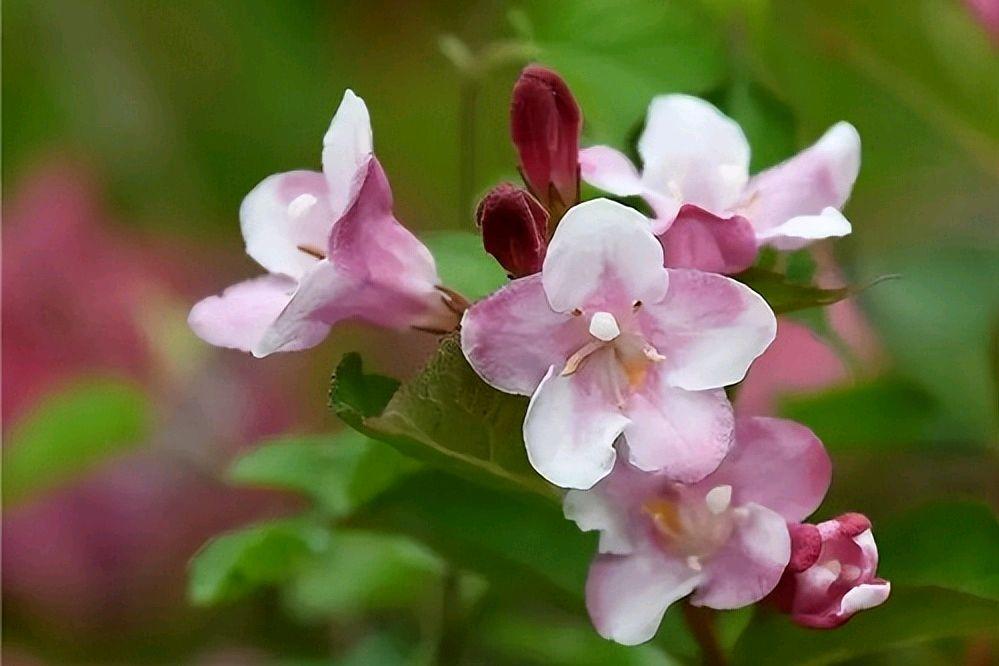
3 1 997 664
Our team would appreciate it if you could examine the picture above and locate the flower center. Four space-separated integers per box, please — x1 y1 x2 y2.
643 485 741 571
560 308 664 396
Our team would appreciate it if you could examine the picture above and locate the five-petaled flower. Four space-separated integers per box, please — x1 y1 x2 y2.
565 416 832 645
772 513 890 628
580 94 860 274
189 91 460 357
461 198 777 489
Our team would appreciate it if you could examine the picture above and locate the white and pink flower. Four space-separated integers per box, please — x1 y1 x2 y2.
773 513 890 628
460 198 776 489
566 416 832 645
580 94 860 273
189 91 458 357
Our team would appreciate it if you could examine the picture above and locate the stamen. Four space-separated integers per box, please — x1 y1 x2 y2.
561 341 605 376
686 555 703 571
823 559 842 577
297 244 326 260
705 485 732 514
571 308 583 317
633 300 643 310
841 565 862 581
287 193 318 218
589 311 620 341
643 346 665 363
435 285 470 315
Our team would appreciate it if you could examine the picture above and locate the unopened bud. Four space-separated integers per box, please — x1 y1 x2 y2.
476 183 549 278
510 65 582 215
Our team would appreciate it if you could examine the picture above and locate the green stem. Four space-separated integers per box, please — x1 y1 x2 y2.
682 603 727 666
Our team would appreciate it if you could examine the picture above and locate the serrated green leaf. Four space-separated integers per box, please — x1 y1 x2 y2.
422 231 508 301
731 588 999 665
284 529 444 620
735 267 854 314
331 337 556 499
3 378 152 505
188 518 330 606
329 352 400 426
228 431 419 518
879 502 999 601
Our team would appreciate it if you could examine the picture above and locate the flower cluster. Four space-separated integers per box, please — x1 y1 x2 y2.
190 65 888 644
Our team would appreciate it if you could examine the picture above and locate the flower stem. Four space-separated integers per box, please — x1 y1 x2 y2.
682 602 728 666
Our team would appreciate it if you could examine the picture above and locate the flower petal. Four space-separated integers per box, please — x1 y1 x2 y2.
188 274 298 353
252 261 341 357
691 502 790 609
640 269 776 391
697 417 831 523
460 274 584 396
523 365 630 490
741 122 860 244
756 207 852 251
542 199 667 313
638 95 750 217
239 170 335 279
660 204 758 274
624 373 734 483
587 550 702 645
322 89 374 217
839 581 890 616
579 146 644 197
564 488 634 555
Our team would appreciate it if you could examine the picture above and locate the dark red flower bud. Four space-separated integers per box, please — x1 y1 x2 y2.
476 183 549 278
510 65 582 215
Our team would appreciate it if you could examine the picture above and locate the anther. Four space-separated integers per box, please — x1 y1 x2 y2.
705 485 732 515
589 311 620 342
287 193 318 218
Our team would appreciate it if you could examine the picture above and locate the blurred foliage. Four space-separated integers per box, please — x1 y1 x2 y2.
2 378 151 505
4 0 999 663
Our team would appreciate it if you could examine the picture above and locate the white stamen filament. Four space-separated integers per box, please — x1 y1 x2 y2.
705 485 732 515
287 193 318 219
643 346 665 363
589 311 621 342
686 555 703 571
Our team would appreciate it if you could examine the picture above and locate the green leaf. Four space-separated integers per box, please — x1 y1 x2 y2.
331 337 556 499
228 431 420 518
526 0 727 144
731 588 999 665
878 501 999 601
188 518 330 606
284 529 444 619
3 378 152 505
778 376 939 452
329 352 400 426
735 267 864 314
784 250 818 286
352 471 591 601
422 231 508 301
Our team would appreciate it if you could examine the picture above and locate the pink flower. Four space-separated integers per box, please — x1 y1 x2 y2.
580 95 860 273
566 417 832 645
189 91 458 356
772 513 890 628
460 199 776 489
511 65 582 214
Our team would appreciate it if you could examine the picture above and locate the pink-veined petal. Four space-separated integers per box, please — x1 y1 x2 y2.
695 417 831 523
624 372 734 483
523 365 630 490
638 95 750 216
741 122 860 242
542 199 667 313
691 502 790 609
188 274 298 353
660 204 758 274
640 269 776 391
239 170 334 280
322 89 373 217
587 550 702 645
460 274 585 396
579 146 644 197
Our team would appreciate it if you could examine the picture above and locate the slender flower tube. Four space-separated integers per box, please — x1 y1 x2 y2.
566 417 832 645
476 183 549 278
461 198 776 489
580 95 860 273
772 513 890 628
511 65 582 215
189 91 458 356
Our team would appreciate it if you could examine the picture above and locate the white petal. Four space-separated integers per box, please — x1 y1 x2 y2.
322 89 374 217
839 582 891 615
563 489 634 555
542 199 667 313
638 95 750 215
579 145 645 196
755 207 852 250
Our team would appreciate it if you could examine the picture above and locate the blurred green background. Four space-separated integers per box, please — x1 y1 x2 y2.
3 1 997 664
